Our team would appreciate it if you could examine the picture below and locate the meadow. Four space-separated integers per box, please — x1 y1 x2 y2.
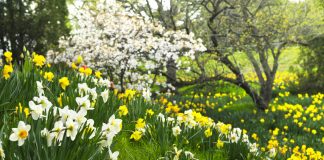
0 0 323 159
0 48 322 160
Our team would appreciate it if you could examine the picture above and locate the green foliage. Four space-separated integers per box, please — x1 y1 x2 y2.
297 35 324 92
0 0 70 59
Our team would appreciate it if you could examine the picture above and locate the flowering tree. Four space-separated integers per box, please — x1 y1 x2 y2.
47 0 206 92
126 0 319 110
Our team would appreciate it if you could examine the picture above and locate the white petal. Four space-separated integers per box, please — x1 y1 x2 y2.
18 139 25 146
9 133 18 141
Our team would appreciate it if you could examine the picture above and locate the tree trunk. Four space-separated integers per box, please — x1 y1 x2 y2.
166 59 177 85
260 79 274 109
236 80 268 110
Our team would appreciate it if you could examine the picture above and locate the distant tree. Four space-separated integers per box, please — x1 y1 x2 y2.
0 0 70 61
296 0 324 92
298 35 324 92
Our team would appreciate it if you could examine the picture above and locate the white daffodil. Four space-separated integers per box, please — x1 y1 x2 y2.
102 115 122 136
142 88 151 101
173 146 183 160
242 134 249 143
269 148 277 158
36 81 44 96
89 88 98 101
75 109 87 125
59 106 73 122
184 151 195 159
0 140 5 160
29 101 44 120
229 131 240 143
106 132 115 148
167 117 175 124
109 148 119 160
52 121 65 142
33 96 53 111
78 83 89 96
91 77 98 85
41 128 55 146
249 143 258 154
82 119 96 139
98 78 111 88
66 118 79 141
232 128 242 138
9 121 31 146
186 120 197 129
172 126 182 137
101 89 109 103
76 95 93 111
157 113 165 123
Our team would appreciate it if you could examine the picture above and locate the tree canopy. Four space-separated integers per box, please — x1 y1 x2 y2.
0 0 70 60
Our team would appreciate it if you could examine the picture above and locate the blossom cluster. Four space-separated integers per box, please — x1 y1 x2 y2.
47 0 206 91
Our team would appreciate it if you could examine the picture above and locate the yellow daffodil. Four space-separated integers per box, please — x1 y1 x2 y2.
59 77 70 90
204 128 212 138
130 131 142 141
145 109 154 117
135 118 145 130
216 139 224 149
95 71 102 78
44 72 54 82
118 105 128 117
76 55 83 64
2 64 13 80
4 51 13 63
33 54 46 67
71 62 78 69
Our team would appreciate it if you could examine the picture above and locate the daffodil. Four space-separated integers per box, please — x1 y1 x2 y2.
95 71 102 78
130 131 142 141
76 95 93 111
2 64 13 79
145 109 154 117
173 146 183 160
9 121 31 146
102 115 122 136
204 128 212 138
101 89 109 103
51 121 65 142
33 54 46 67
172 126 182 137
29 101 44 120
135 118 145 130
71 62 78 69
216 139 224 149
66 118 79 141
109 149 119 160
82 119 96 139
44 72 54 82
118 105 128 117
79 66 92 76
0 140 5 159
35 81 45 96
4 51 13 63
59 77 70 90
57 93 64 107
76 55 83 64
